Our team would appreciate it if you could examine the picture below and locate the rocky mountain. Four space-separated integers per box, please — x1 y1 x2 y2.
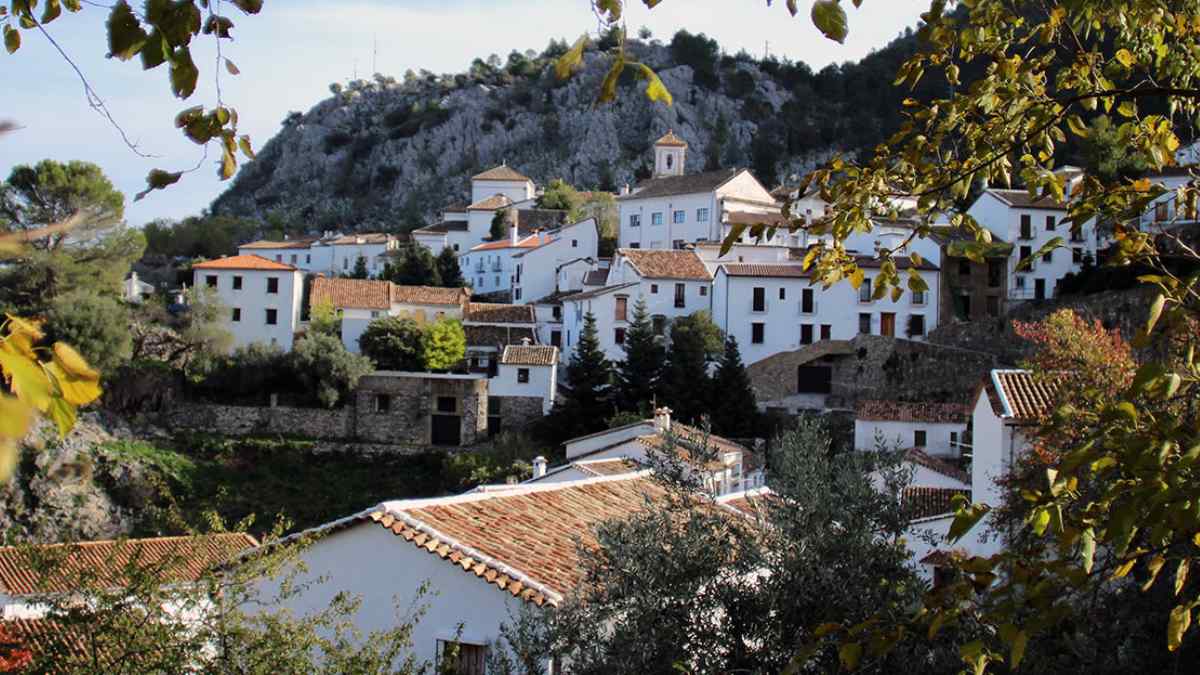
211 29 934 231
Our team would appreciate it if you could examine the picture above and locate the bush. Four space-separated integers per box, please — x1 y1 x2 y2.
44 289 132 374
289 333 374 408
422 318 466 371
192 343 295 405
359 316 424 371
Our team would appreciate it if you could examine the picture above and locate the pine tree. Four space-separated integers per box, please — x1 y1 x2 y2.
615 297 663 414
545 312 612 440
708 336 761 439
350 255 369 279
662 311 721 425
489 209 508 241
435 247 465 288
389 245 441 286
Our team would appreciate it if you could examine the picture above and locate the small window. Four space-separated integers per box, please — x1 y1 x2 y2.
290 254 298 264
515 288 522 301
912 290 926 306
697 208 709 222
859 278 872 303
615 296 628 322
305 254 312 264
629 242 641 249
1015 275 1027 289
550 330 562 347
232 275 243 290
265 309 278 325
205 275 218 288
778 287 786 300
674 283 685 309
820 324 831 340
1155 202 1169 222
858 313 871 334
453 244 460 251
752 287 766 312
914 430 927 447
699 286 707 297
437 641 487 675
343 258 349 270
231 308 241 322
650 283 658 294
572 239 578 248
275 254 282 262
751 322 765 344
517 368 530 383
267 277 279 294
800 324 813 345
958 259 971 276
1073 247 1083 263
436 397 456 413
908 314 926 337
1020 214 1033 239
672 210 685 224
630 214 641 227
651 212 664 226
672 239 685 250
801 288 815 314
374 394 391 413
950 431 959 448
1045 215 1055 231
371 310 381 318
1042 249 1053 263
552 306 562 320
477 277 483 287
614 327 626 344
1019 246 1033 268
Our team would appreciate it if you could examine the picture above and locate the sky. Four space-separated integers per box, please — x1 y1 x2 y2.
1 0 929 225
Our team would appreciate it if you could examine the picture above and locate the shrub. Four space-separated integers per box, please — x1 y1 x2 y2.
422 318 466 371
44 289 132 374
289 333 374 408
359 316 424 371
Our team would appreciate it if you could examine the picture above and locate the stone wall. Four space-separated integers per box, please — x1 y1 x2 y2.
162 404 352 439
491 396 545 432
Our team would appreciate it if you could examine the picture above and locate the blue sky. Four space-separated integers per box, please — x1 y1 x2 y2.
1 0 928 225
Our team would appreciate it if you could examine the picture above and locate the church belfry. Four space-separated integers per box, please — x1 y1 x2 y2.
653 129 687 177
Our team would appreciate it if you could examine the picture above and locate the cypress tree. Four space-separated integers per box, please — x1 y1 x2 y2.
662 311 721 425
350 255 369 279
489 209 508 241
615 297 663 413
709 335 761 439
435 247 465 288
545 312 612 440
389 245 441 286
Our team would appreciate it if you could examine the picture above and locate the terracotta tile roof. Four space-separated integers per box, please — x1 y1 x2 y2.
363 474 667 605
724 211 790 227
239 238 318 250
654 129 688 147
413 221 468 234
988 188 1068 210
718 487 774 517
583 269 608 286
560 281 639 303
472 165 532 182
720 263 810 278
619 248 712 280
991 369 1061 422
904 487 971 521
192 255 296 271
0 534 257 596
855 255 940 271
619 168 741 201
501 345 558 366
572 458 641 477
4 618 91 666
471 235 543 252
391 285 469 306
856 400 970 424
311 277 392 310
635 422 748 470
903 448 970 485
464 325 537 348
467 194 514 211
329 233 393 245
465 302 535 324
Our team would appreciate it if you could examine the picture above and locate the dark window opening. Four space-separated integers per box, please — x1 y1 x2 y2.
267 277 279 294
517 368 530 383
752 287 766 312
265 309 278 325
751 322 764 344
232 276 243 290
914 430 927 447
436 397 457 413
375 394 391 413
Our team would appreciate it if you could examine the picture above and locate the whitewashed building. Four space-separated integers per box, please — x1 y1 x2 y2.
509 218 600 304
328 233 401 278
462 302 538 375
310 277 469 353
853 400 970 458
490 344 559 414
460 224 543 296
238 237 333 273
122 271 155 304
192 255 304 350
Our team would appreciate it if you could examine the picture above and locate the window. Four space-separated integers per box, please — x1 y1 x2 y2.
370 311 381 318
550 330 561 347
275 254 282 262
914 430 927 447
494 276 500 287
958 259 971 276
232 275 243 290
650 284 658 294
820 324 831 340
629 242 641 249
1019 246 1033 268
1015 275 1027 289
614 328 626 344
630 214 641 227
290 254 298 264
1020 214 1033 239
987 260 1003 287
673 210 686 224
1155 201 1169 222
859 278 872 303
1045 215 1056 231
1073 247 1083 263
986 295 1000 317
267 277 279 294
652 315 666 335
697 208 710 222
651 212 664 226
343 257 349 270
436 641 487 675
699 286 707 297
552 306 562 321
436 397 456 413
515 264 521 283
801 288 815 314
674 283 685 309
514 288 522 301
477 277 483 287
205 275 218 288
1042 249 1053 263
908 314 926 337
374 394 391 413
912 290 926 306
950 431 959 448
572 239 578 248
305 254 311 264
1070 228 1085 243
800 324 814 345
231 308 241 322
265 309 278 325
778 287 786 300
672 239 685 249
752 287 766 312
517 368 530 383
858 313 872 334
615 296 628 321
453 244 460 251
751 322 765 344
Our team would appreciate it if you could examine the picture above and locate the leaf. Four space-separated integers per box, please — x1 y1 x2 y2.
848 267 865 291
45 396 76 438
230 0 264 13
45 361 101 408
51 342 98 381
1115 48 1135 67
0 395 33 440
555 34 588 81
838 642 862 670
1066 114 1089 138
1080 528 1096 574
169 45 200 98
42 0 62 24
0 349 52 412
224 57 240 75
811 0 849 44
106 1 148 61
1011 630 1028 670
4 25 21 54
594 54 626 105
1168 604 1191 651
1175 559 1189 596
135 169 183 201
948 502 989 542
632 62 673 106
239 135 256 160
220 147 237 180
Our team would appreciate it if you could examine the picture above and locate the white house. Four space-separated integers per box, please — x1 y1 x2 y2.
328 233 401 278
1129 166 1199 234
238 236 334 274
490 344 559 414
618 131 780 250
509 218 600 304
853 400 970 458
965 187 1096 301
411 205 472 254
192 255 304 350
310 277 469 353
560 248 713 363
122 271 155 304
266 473 672 672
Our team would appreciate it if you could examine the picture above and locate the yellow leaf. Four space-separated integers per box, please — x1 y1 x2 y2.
838 642 861 670
0 439 17 483
1011 630 1028 669
1112 558 1137 579
0 350 53 412
52 342 99 381
555 34 588 81
594 55 625 105
1115 48 1135 67
45 397 76 438
1175 559 1189 596
0 395 33 439
1168 604 1191 651
46 361 102 408
849 267 865 291
632 62 673 106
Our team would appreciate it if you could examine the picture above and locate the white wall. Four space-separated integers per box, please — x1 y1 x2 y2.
511 220 599 304
238 246 334 274
193 268 303 351
562 276 710 365
472 179 534 205
619 192 720 249
491 363 557 414
563 422 656 459
461 245 521 295
854 420 967 457
904 514 955 581
332 241 394 278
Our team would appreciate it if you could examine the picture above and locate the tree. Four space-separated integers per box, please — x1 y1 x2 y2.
0 160 124 250
44 290 132 375
537 179 583 213
350 255 369 279
422 319 466 372
387 246 441 287
489 209 509 242
614 297 663 413
308 299 341 338
576 192 618 256
545 313 612 440
358 317 425 372
289 333 373 408
707 336 760 439
662 311 722 424
435 247 465 288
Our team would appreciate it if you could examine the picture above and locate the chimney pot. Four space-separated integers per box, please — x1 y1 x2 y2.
654 407 672 432
532 456 548 478
510 221 519 246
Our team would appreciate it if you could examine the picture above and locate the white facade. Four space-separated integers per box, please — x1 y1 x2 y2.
192 259 304 351
471 179 535 206
854 419 967 457
329 236 399 278
510 219 600 304
122 271 155 304
618 170 778 250
491 360 558 414
459 226 539 296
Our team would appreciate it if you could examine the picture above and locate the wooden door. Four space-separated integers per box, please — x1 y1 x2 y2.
881 312 896 337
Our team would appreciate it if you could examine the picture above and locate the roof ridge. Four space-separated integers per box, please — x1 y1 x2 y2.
0 532 256 552
379 470 652 513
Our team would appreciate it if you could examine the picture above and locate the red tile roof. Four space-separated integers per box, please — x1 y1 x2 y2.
501 345 558 366
573 458 641 477
467 194 514 211
988 188 1068 210
720 263 809 278
472 165 532 182
471 235 543 251
724 211 790 227
465 302 535 324
654 129 688 147
904 487 970 521
311 277 392 310
991 369 1061 422
4 618 88 666
904 448 970 485
0 534 258 596
239 238 318 250
192 255 297 271
391 285 469 306
619 249 712 280
718 488 774 517
364 474 667 606
856 400 970 424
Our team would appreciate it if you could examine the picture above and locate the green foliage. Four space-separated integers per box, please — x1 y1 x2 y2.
386 245 441 287
44 289 132 374
308 299 341 338
662 310 723 424
358 316 425 371
668 30 720 89
442 431 545 493
490 209 509 242
0 159 125 239
708 336 760 439
614 297 663 413
544 313 612 441
1079 115 1152 181
435 247 465 288
350 255 369 279
190 342 295 405
538 178 583 212
289 332 373 408
421 318 466 371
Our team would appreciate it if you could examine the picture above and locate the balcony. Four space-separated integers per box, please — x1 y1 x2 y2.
473 263 484 273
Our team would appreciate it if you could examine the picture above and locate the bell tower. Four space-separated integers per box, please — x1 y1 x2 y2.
653 129 687 177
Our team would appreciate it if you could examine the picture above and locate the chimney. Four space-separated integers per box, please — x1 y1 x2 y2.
654 407 672 432
521 337 531 346
621 183 630 196
510 221 519 246
532 456 548 478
